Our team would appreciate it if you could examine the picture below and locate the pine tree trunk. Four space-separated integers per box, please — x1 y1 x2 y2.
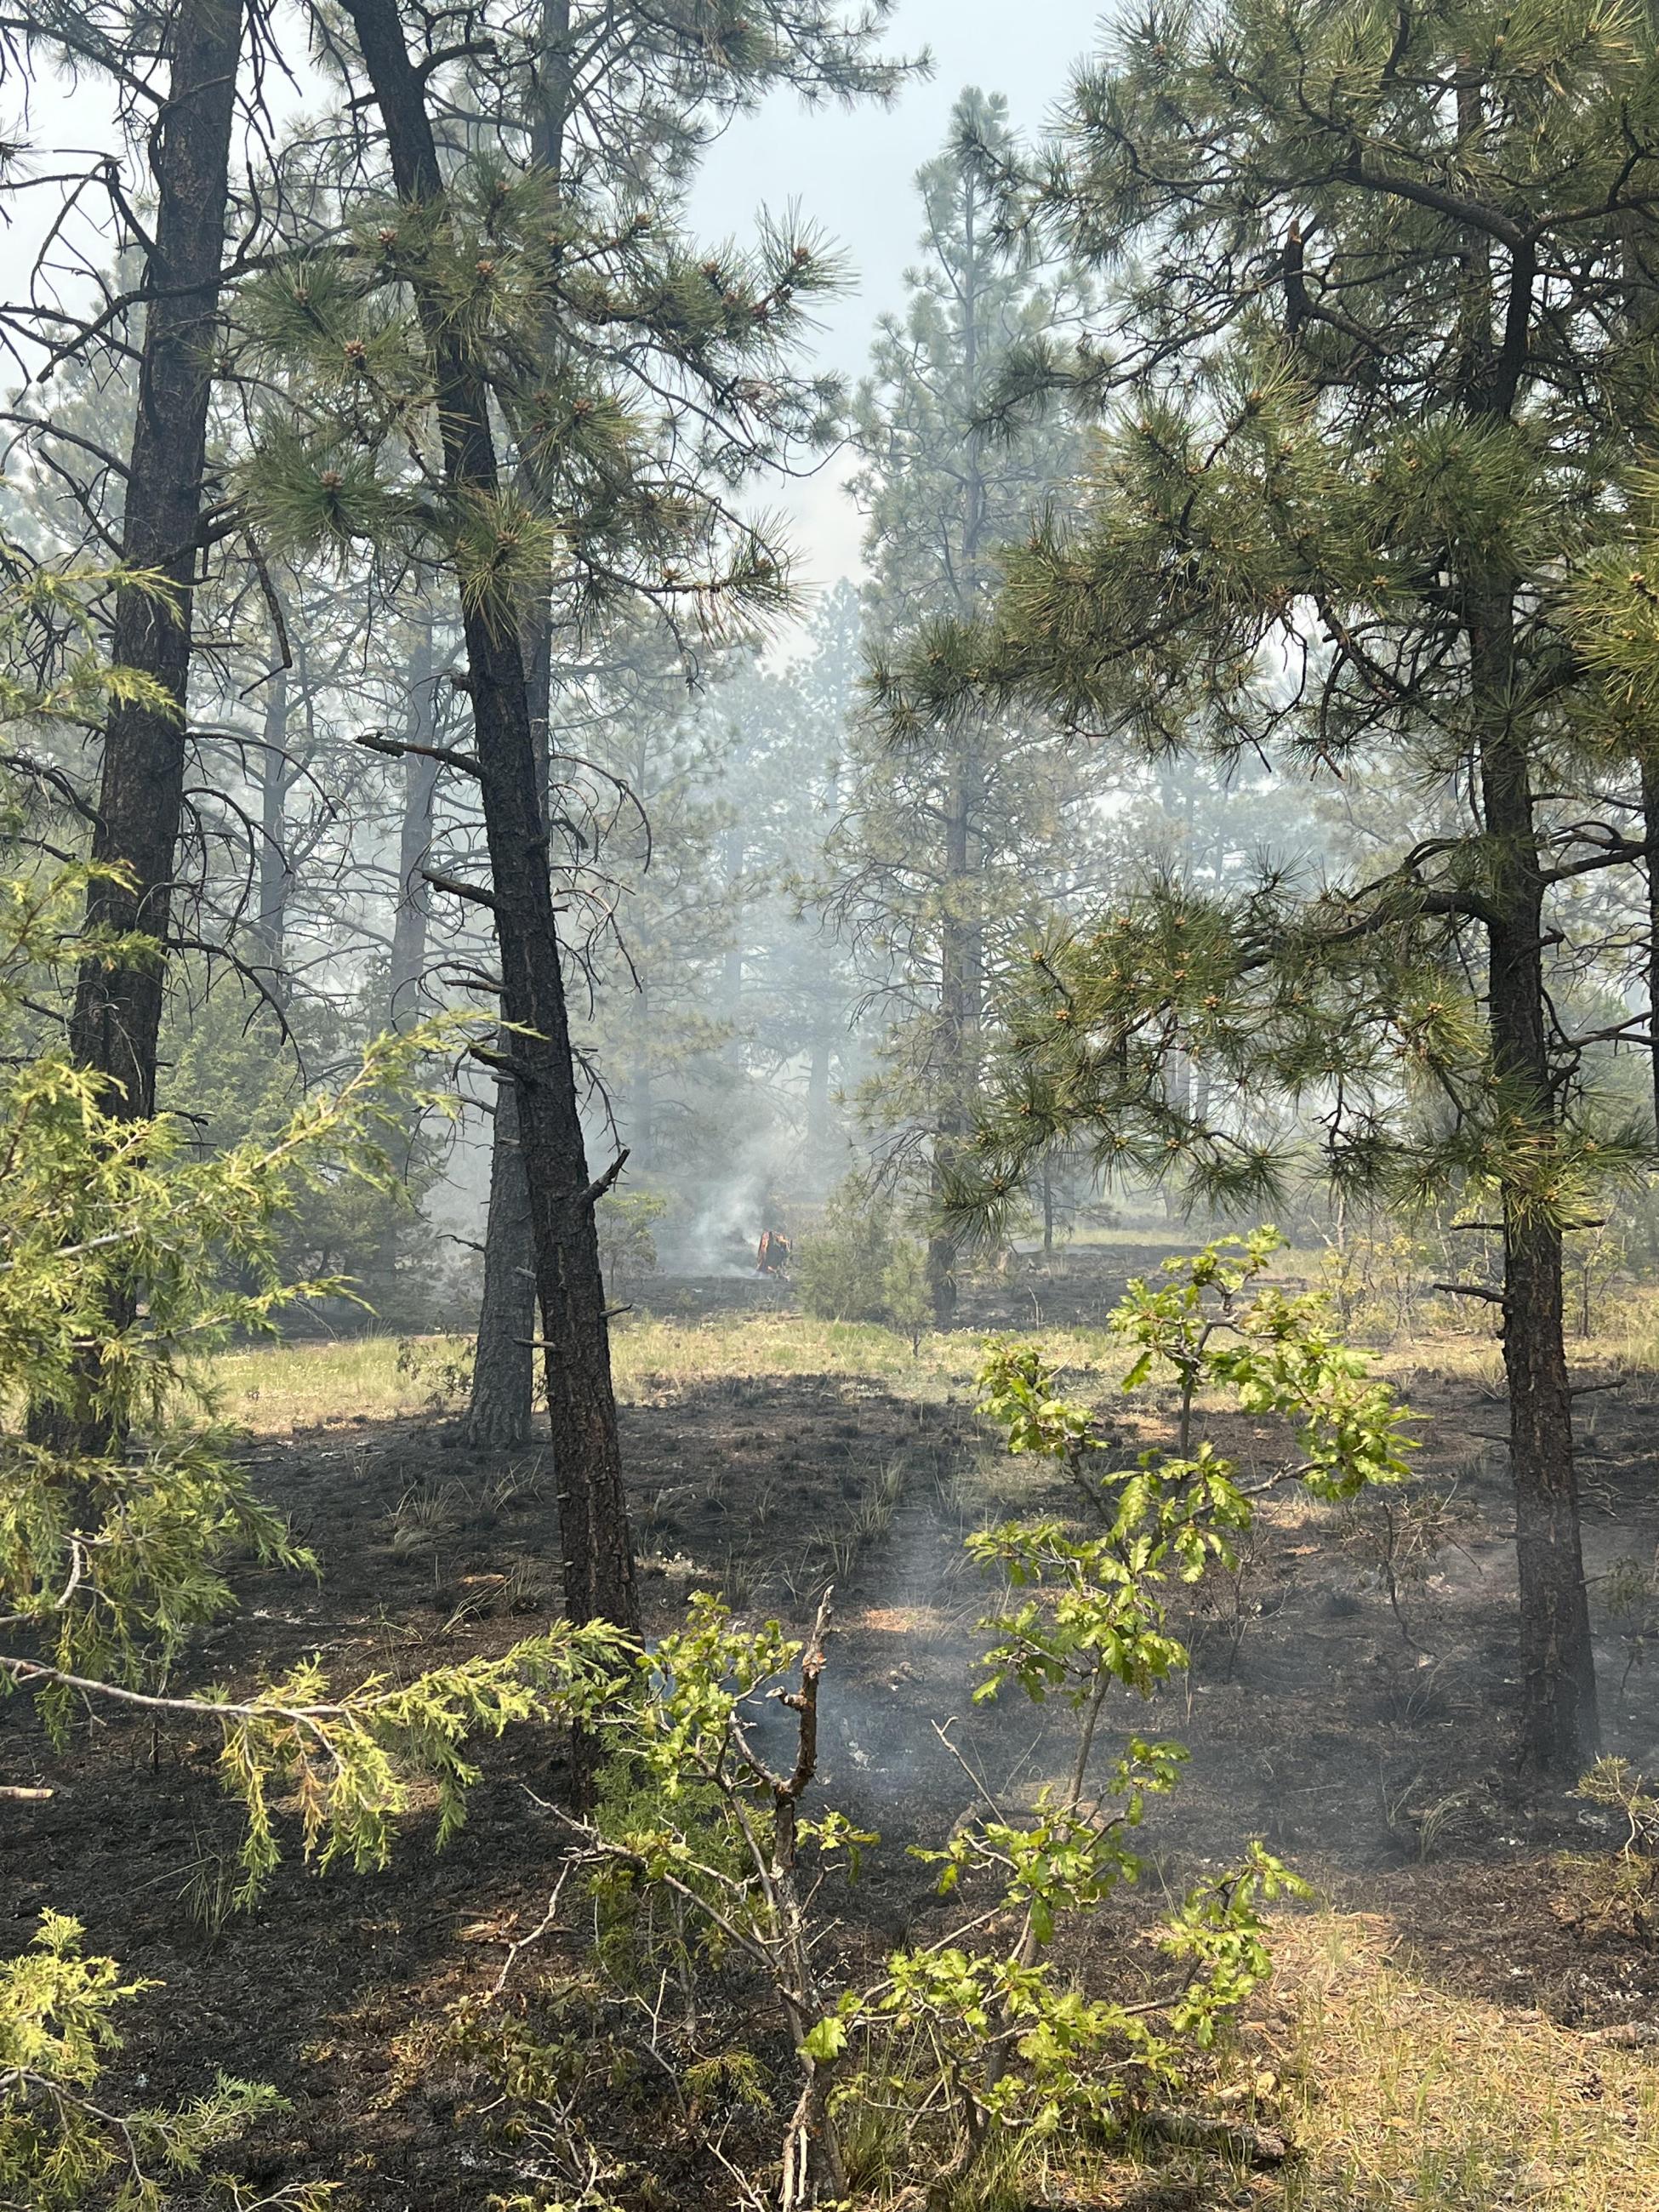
1643 747 1659 1140
386 626 438 1029
367 628 442 1320
256 659 291 995
631 985 655 1172
1473 582 1598 1776
928 749 980 1327
465 0 571 1450
468 1069 536 1448
468 599 549 1445
722 818 744 1065
807 749 840 1179
68 0 244 1114
806 1022 831 1160
344 0 637 1639
926 181 990 1333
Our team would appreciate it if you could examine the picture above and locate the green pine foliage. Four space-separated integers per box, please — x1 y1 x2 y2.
828 91 1103 1263
943 865 1651 1237
0 533 175 741
237 157 843 642
874 0 1659 1281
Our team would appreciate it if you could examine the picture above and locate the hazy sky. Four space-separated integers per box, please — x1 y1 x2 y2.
2 3 1111 607
688 2 1113 600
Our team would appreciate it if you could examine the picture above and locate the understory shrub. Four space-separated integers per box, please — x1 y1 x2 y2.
795 1176 930 1334
0 866 629 2203
0 1912 326 2211
462 1229 1414 2208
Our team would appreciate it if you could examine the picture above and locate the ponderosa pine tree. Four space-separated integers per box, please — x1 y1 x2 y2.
833 88 1091 1319
244 0 908 1636
794 581 865 1171
314 0 640 1635
11 0 248 1120
584 628 751 1186
880 0 1659 1776
447 0 919 1448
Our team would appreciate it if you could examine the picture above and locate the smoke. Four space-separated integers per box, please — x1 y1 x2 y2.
654 1117 812 1277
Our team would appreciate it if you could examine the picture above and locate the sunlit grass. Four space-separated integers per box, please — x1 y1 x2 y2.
612 1312 1125 1400
207 1314 1136 1434
1267 1913 1659 2209
208 1335 447 1432
205 1282 1659 1438
954 1905 1659 2209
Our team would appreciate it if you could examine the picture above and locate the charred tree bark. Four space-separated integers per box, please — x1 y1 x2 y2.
68 0 244 1115
468 0 571 1446
386 625 438 1031
1471 580 1598 1776
1643 747 1659 1139
468 591 549 1446
343 0 637 1638
469 1074 537 1449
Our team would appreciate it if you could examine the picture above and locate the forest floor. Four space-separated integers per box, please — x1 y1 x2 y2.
9 1243 1659 2209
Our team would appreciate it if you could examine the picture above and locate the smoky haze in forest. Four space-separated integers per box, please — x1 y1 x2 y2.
17 3 1659 2202
0 0 1341 1342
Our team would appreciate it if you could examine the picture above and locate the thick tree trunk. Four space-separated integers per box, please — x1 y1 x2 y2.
386 625 438 1030
69 0 244 1114
469 591 549 1445
467 0 571 1447
469 1071 537 1448
1473 584 1598 1776
344 0 637 1638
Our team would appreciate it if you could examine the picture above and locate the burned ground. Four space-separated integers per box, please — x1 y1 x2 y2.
8 1254 1659 2207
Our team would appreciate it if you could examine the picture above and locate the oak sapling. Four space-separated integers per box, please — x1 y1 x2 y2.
488 1233 1411 2206
834 1229 1411 2185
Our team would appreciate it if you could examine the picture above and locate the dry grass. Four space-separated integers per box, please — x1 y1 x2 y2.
207 1335 453 1432
1064 1911 1659 2209
1265 1913 1659 2208
206 1315 1132 1433
204 1292 1659 1439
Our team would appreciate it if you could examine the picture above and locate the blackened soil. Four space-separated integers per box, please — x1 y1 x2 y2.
8 1320 1659 2208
